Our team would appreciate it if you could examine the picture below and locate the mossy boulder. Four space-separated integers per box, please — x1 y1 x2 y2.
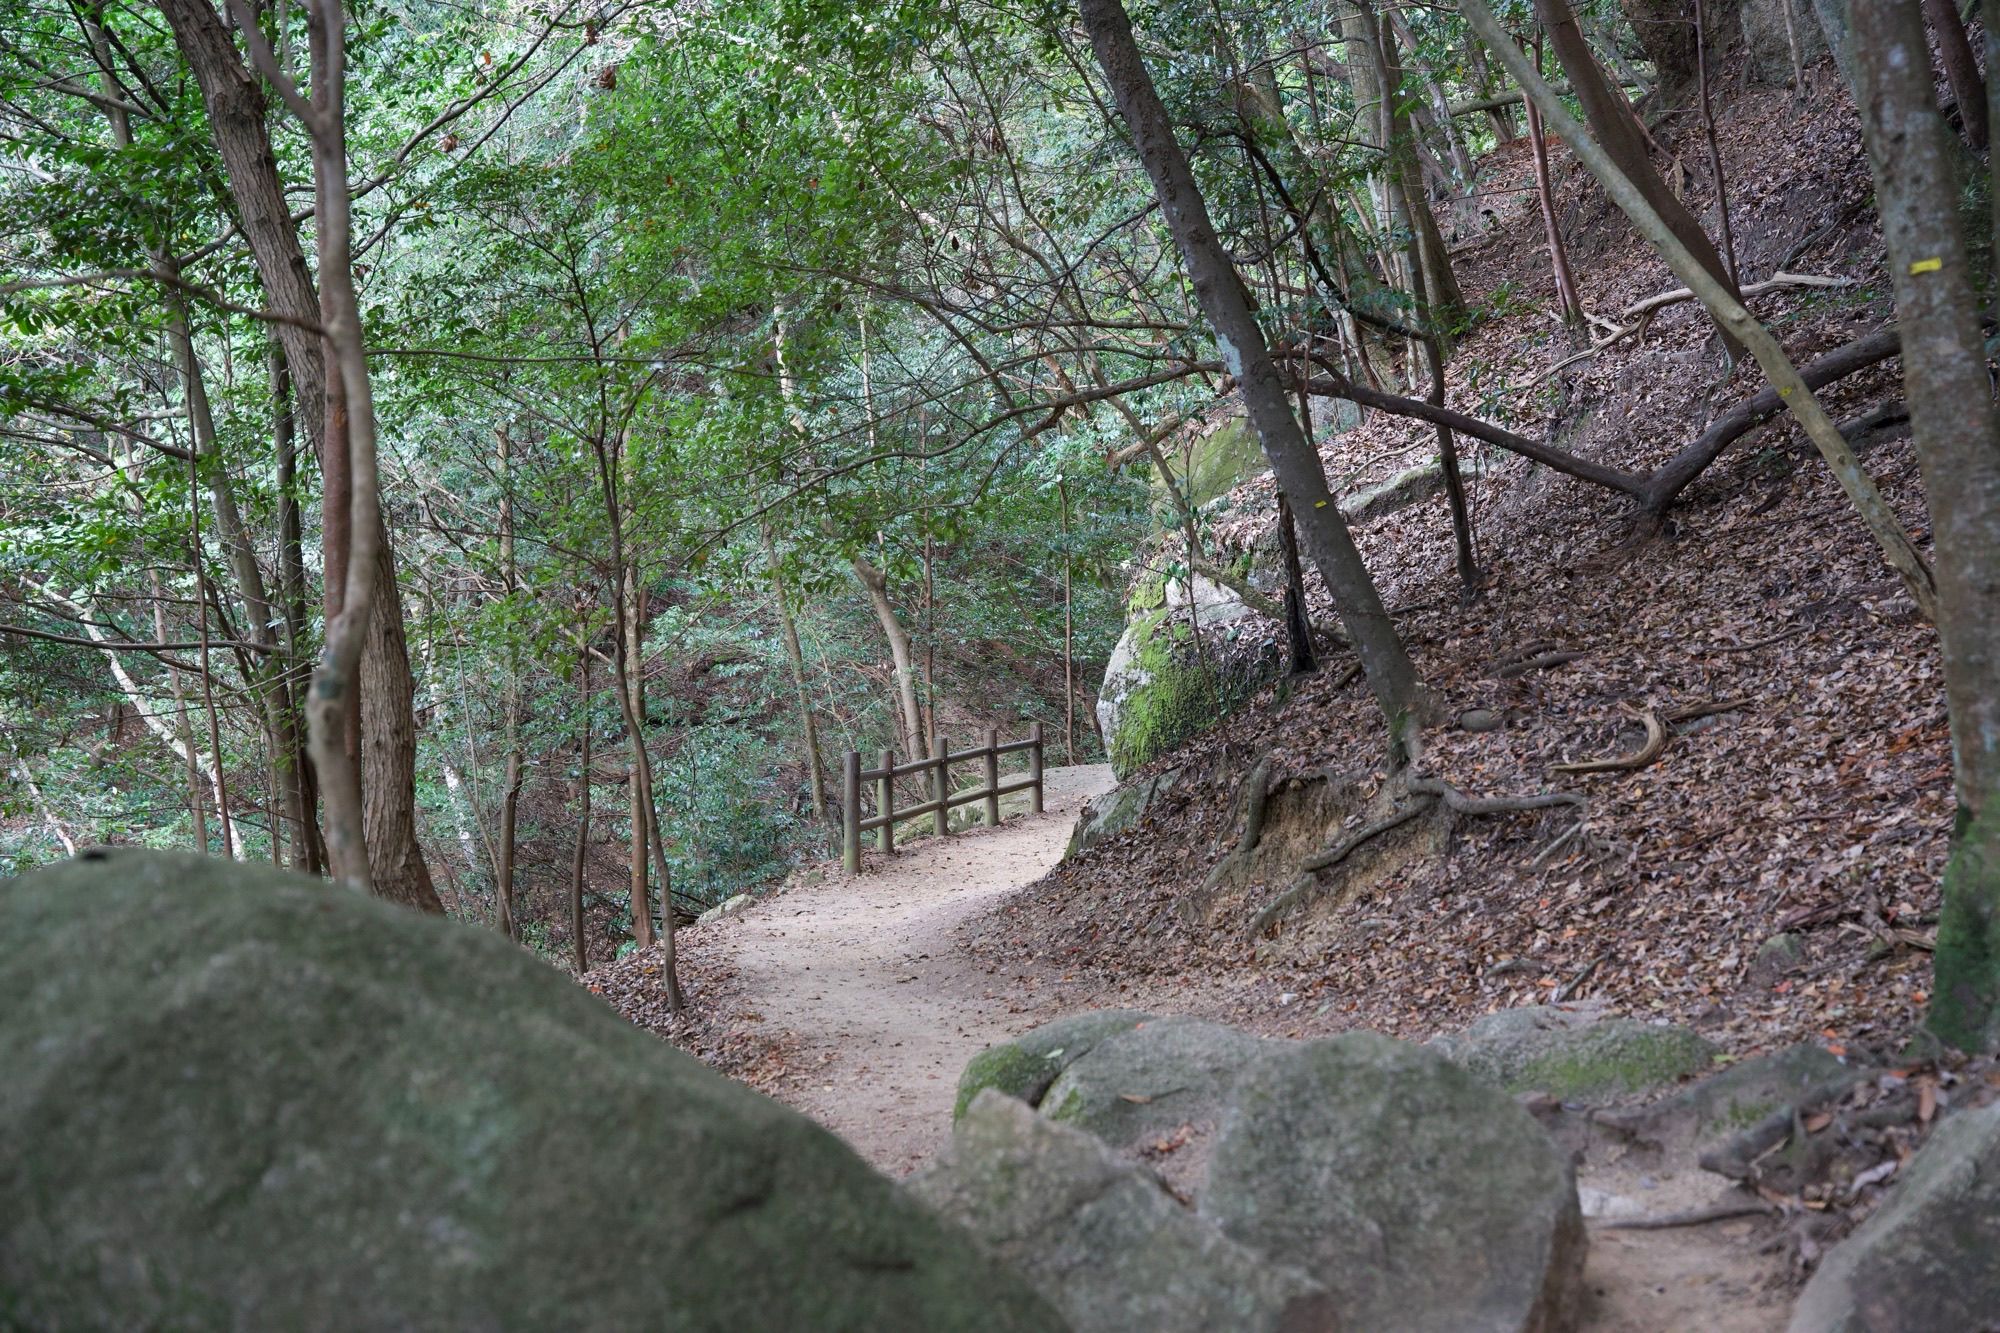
1432 1006 1718 1101
1153 415 1268 513
1097 578 1278 781
1640 1043 1860 1152
0 850 1059 1332
954 1009 1155 1120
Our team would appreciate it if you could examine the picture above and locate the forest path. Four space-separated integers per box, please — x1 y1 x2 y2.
714 762 1116 1174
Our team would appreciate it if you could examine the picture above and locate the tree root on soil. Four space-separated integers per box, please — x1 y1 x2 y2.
1245 775 1587 937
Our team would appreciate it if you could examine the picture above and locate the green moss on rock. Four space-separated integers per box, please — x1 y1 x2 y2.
1433 1009 1718 1102
1107 615 1229 778
953 1010 1154 1122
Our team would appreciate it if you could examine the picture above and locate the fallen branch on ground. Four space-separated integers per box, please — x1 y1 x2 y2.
1495 648 1588 679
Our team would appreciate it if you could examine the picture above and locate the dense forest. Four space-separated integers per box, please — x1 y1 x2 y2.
7 0 2000 1324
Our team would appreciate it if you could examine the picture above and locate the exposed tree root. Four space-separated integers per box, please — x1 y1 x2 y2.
1247 774 1588 937
1553 705 1667 774
1494 647 1589 679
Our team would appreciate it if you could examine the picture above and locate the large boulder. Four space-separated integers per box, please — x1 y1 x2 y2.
1432 1005 1717 1101
0 850 1059 1331
955 1009 1155 1119
1097 580 1279 780
1040 1017 1266 1149
1789 1101 2000 1332
1155 415 1269 512
1741 0 1826 84
1201 1034 1585 1333
912 1091 1336 1333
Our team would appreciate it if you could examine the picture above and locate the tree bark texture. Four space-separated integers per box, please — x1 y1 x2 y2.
1849 1 2000 1049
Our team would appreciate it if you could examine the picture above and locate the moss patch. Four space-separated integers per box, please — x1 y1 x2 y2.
955 1045 1060 1121
1504 1025 1717 1100
1108 614 1230 778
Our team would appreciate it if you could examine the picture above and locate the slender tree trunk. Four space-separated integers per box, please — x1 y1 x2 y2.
1524 50 1586 327
1849 2 2000 1050
1355 0 1465 325
762 525 829 818
1059 481 1077 760
1082 0 1426 756
1535 0 1745 355
852 554 928 762
620 558 656 952
571 647 592 976
1923 0 1989 150
1694 0 1739 286
494 426 521 940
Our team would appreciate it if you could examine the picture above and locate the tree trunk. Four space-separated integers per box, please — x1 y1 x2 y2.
571 648 593 977
761 525 829 819
1524 47 1586 327
1923 0 1989 149
1849 2 2000 1050
1538 0 1745 354
620 558 656 952
1354 0 1466 326
1082 0 1426 755
158 0 433 905
852 553 927 763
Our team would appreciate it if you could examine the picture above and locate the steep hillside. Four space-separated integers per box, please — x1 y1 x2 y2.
968 59 1948 1062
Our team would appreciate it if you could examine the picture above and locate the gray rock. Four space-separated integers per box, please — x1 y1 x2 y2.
1749 931 1805 986
1067 768 1184 858
1458 707 1505 733
955 1009 1155 1120
1201 1033 1585 1333
695 892 754 926
1742 0 1826 85
0 850 1059 1332
913 1091 1336 1333
1096 582 1278 779
1789 1100 2000 1333
1433 1005 1717 1101
1040 1017 1266 1149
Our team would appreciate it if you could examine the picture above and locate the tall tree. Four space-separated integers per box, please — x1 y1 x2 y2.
1079 0 1426 756
1849 3 2000 1050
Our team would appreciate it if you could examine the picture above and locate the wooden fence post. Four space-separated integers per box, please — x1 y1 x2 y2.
842 750 860 874
984 726 1000 827
931 732 950 837
878 747 895 854
1029 721 1044 815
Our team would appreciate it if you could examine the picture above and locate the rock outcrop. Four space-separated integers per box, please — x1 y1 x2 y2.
1789 1100 2000 1332
1432 1004 1717 1100
0 850 1059 1331
933 1013 1586 1333
955 1008 1155 1119
914 1091 1336 1333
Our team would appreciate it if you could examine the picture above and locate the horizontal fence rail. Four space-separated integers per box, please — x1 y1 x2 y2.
841 723 1044 873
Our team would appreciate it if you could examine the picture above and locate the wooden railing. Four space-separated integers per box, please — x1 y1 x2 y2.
841 723 1044 873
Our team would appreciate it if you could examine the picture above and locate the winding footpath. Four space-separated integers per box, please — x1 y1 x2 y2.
714 763 1115 1174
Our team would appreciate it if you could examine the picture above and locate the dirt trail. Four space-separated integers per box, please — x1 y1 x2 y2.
713 763 1115 1174
697 760 1787 1328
